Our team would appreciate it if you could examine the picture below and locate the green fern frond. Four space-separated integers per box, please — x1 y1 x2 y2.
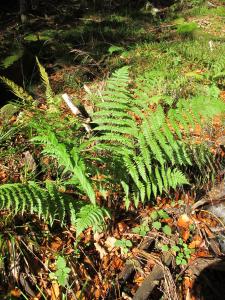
1 48 24 69
0 182 65 223
31 131 96 204
0 181 108 234
31 132 73 172
90 66 224 204
96 102 129 111
92 134 134 149
75 204 110 236
0 76 33 102
36 57 54 103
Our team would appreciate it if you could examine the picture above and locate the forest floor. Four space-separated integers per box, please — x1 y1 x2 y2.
0 1 225 299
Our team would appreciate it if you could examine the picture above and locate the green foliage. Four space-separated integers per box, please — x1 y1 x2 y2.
0 58 55 105
31 131 96 204
49 256 71 287
188 5 225 17
161 238 194 265
1 48 24 69
132 219 150 236
75 204 110 237
0 181 70 224
176 21 198 36
115 238 132 254
108 45 125 55
91 66 225 206
36 57 54 104
0 61 109 235
150 209 172 235
0 76 34 102
162 225 172 235
152 221 162 230
0 181 108 235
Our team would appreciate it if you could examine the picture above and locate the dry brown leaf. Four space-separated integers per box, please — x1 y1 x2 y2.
182 229 190 242
220 90 225 101
94 242 107 259
94 288 101 299
177 214 191 229
75 291 86 300
183 276 193 289
189 235 202 249
10 288 21 297
105 236 117 251
117 221 129 233
134 276 145 284
111 255 123 269
22 151 36 172
50 237 63 251
51 281 60 300
94 232 104 242
64 247 74 255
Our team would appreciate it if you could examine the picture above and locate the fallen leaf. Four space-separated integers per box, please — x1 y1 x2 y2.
94 242 107 259
134 276 145 284
177 214 191 229
105 236 117 251
49 237 63 251
51 281 60 300
182 229 190 242
10 288 21 297
111 255 123 269
189 235 202 249
183 276 193 289
117 221 129 233
94 232 104 242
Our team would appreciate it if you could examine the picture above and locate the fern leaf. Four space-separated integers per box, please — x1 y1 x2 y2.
155 166 163 194
75 204 109 236
0 76 33 102
36 57 54 103
0 181 109 234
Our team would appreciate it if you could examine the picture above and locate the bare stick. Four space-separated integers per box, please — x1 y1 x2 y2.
62 93 92 133
62 93 82 116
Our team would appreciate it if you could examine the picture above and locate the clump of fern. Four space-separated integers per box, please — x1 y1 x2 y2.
0 59 109 235
89 66 225 207
0 181 109 236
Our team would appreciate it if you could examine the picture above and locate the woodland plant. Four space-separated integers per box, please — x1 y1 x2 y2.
0 59 109 236
89 66 225 207
0 59 224 233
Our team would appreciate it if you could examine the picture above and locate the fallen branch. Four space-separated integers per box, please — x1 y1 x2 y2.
132 252 173 300
191 180 225 211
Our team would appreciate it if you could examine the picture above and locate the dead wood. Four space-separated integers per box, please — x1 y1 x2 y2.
192 180 225 211
132 252 173 300
118 238 155 285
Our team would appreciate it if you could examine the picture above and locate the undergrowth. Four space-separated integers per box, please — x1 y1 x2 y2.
1 55 224 220
0 2 225 298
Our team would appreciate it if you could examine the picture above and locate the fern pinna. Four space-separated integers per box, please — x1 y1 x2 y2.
91 67 225 207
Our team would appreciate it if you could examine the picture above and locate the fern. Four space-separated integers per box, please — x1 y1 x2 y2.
90 66 225 206
0 181 68 223
1 48 24 69
0 58 54 105
36 57 54 104
31 131 96 204
75 204 110 236
0 181 108 235
0 76 33 102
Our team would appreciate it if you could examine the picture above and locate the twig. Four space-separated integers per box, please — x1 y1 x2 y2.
61 93 92 133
